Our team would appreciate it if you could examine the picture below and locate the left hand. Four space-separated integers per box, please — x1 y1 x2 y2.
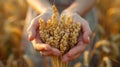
27 9 61 56
61 11 92 63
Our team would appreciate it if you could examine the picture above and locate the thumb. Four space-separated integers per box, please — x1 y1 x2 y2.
83 32 90 43
27 19 39 41
81 20 92 43
28 28 36 41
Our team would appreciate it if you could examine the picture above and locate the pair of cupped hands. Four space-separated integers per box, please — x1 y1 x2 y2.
27 9 92 63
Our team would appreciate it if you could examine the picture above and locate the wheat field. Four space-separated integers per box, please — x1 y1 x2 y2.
0 0 120 67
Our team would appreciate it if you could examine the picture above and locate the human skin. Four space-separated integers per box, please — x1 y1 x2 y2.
27 0 94 63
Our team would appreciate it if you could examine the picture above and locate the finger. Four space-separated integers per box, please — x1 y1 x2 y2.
68 53 80 61
40 51 53 56
40 48 61 56
32 40 51 51
62 53 80 63
51 47 61 56
32 39 61 55
62 54 69 63
62 41 86 63
27 18 39 41
67 42 85 58
81 20 92 43
83 31 91 43
40 51 49 56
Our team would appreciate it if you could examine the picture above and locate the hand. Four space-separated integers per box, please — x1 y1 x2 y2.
61 11 92 63
27 9 61 56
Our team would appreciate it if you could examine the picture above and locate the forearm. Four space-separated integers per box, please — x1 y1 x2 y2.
26 0 52 13
64 0 95 16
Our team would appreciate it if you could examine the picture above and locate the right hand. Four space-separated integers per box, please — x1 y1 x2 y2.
27 9 61 56
61 11 92 63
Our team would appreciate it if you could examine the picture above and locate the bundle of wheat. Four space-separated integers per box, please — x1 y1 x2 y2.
39 5 81 67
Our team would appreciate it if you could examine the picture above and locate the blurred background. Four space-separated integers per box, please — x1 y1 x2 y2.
0 0 120 67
